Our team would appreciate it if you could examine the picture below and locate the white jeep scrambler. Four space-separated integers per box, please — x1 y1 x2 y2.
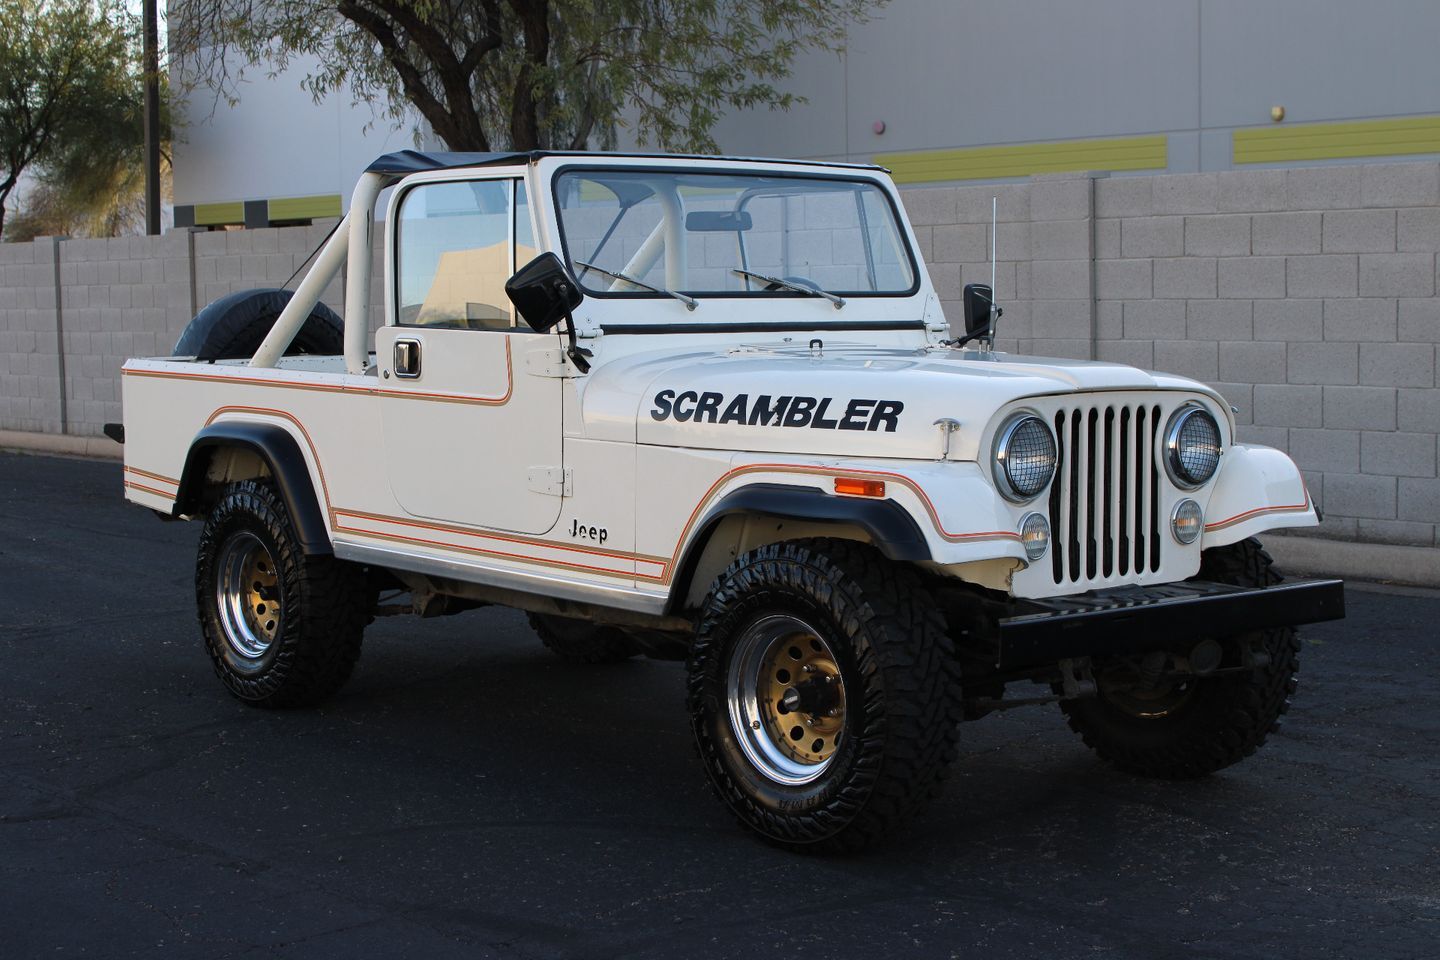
117 151 1343 851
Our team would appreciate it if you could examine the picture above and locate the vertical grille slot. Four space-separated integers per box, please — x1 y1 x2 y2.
1050 401 1164 587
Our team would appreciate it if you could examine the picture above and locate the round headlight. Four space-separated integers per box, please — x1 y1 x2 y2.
1164 405 1221 488
993 413 1057 502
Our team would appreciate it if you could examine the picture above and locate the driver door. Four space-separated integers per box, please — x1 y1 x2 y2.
378 176 563 536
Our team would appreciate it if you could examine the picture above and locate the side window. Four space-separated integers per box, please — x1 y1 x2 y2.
515 180 536 269
396 179 514 330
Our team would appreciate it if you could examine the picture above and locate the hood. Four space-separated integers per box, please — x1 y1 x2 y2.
581 342 1223 460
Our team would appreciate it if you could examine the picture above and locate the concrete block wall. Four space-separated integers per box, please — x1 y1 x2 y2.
2 161 1437 550
902 162 1440 548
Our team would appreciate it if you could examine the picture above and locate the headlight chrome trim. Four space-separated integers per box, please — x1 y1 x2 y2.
1163 403 1222 489
992 411 1058 503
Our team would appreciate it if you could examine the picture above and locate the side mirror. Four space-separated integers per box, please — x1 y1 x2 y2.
506 252 583 333
962 283 994 336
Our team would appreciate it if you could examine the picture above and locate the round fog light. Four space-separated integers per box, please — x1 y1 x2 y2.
1020 512 1050 561
1171 499 1203 544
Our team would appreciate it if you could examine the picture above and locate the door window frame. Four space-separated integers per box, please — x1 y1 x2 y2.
385 169 540 331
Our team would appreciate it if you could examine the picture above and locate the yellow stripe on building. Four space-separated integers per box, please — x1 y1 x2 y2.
268 194 342 221
1234 115 1440 164
193 202 244 226
874 135 1168 184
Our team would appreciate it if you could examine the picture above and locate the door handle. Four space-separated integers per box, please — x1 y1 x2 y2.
393 338 421 378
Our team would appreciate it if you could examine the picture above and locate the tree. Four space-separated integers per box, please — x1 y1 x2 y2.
170 0 876 153
0 0 138 238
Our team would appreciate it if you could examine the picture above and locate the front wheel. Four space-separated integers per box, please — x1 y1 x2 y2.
687 540 962 852
196 480 369 707
1059 537 1301 779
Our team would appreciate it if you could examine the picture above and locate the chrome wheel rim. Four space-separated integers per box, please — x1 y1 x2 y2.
215 532 282 660
726 614 847 786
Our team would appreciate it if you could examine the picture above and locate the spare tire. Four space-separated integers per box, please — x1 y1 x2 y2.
173 288 344 361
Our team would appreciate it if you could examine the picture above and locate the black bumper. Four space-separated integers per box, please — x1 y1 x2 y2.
996 578 1345 669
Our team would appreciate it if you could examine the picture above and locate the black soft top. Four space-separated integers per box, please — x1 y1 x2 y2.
364 149 885 177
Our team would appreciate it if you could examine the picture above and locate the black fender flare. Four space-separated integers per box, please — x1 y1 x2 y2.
175 422 333 554
665 482 932 613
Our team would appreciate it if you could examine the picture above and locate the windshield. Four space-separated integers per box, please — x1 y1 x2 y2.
553 169 917 300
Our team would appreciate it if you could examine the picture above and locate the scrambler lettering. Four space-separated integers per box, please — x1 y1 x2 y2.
650 389 903 432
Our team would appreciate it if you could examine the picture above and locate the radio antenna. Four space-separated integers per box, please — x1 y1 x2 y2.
986 196 998 351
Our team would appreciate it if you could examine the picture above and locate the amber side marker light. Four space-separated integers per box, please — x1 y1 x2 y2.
834 477 886 498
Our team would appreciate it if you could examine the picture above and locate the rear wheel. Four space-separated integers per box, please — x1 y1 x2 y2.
1059 537 1300 779
687 539 961 852
527 613 639 664
196 480 369 706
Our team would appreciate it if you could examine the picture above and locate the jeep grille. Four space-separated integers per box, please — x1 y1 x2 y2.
1048 403 1163 586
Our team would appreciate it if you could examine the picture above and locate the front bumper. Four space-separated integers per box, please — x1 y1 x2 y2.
996 578 1344 669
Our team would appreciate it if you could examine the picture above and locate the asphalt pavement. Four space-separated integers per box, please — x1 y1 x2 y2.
2 451 1437 959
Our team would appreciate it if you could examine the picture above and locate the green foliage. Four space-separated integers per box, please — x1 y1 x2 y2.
0 0 141 238
170 0 877 152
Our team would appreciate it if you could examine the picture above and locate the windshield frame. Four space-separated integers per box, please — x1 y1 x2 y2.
549 163 922 303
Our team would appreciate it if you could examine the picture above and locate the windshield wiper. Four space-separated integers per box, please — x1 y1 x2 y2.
574 260 697 311
732 269 845 309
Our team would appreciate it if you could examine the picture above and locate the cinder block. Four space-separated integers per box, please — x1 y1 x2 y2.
1095 177 1152 218
1360 162 1440 208
1323 385 1398 430
900 187 959 226
1287 255 1358 298
1358 253 1435 297
1290 428 1360 472
1029 259 1089 300
1030 338 1090 359
1219 257 1286 298
1152 173 1218 215
1154 340 1218 380
1398 477 1440 522
1219 340 1286 383
1254 383 1323 427
956 183 1029 222
1031 299 1091 339
1322 473 1396 519
927 262 962 300
1253 299 1322 341
1323 299 1396 341
1285 165 1361 210
1096 300 1123 338
1322 209 1396 253
1029 178 1091 220
1120 217 1183 258
1362 431 1436 477
1289 342 1358 384
1355 519 1435 546
1154 257 1216 299
1030 219 1089 260
1097 339 1154 369
1237 424 1289 449
1187 298 1252 341
1185 215 1250 256
1094 219 1120 259
932 224 988 262
1398 387 1440 432
1397 208 1440 252
1210 382 1253 423
1360 342 1434 387
1252 212 1322 255
1217 169 1287 212
997 222 1031 261
1096 259 1152 299
1123 299 1186 339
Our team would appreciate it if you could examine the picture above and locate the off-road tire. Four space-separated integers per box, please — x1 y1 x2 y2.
527 613 639 664
196 479 369 706
1059 537 1300 779
687 539 962 853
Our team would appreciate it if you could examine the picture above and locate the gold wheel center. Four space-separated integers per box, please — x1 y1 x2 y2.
758 632 846 765
240 550 280 642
